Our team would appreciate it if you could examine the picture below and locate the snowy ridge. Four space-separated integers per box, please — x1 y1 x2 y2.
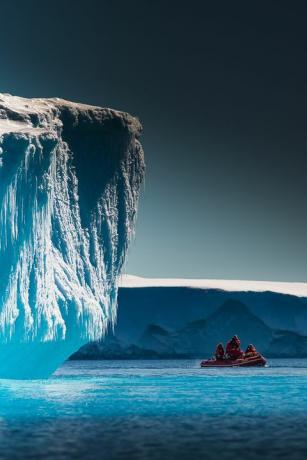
120 275 307 298
0 94 144 359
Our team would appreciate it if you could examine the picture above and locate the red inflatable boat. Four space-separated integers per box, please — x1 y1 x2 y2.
200 353 267 368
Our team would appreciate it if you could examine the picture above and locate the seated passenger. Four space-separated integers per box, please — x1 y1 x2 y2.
215 343 225 360
226 335 243 359
245 344 257 357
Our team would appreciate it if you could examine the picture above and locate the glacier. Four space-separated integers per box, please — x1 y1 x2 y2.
71 275 307 360
0 94 145 378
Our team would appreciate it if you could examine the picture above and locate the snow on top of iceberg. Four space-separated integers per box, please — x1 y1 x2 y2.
120 275 307 298
0 93 141 136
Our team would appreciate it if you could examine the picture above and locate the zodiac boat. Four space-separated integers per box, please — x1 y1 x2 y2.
200 353 267 368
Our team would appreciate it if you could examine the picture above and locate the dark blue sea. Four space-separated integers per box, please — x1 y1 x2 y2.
1 359 307 459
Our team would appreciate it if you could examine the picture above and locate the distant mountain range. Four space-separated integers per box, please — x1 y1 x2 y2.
71 277 307 360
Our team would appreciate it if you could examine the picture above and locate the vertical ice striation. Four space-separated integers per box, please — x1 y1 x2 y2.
0 94 145 378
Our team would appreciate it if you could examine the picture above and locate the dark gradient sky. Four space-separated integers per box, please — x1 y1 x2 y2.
1 1 306 281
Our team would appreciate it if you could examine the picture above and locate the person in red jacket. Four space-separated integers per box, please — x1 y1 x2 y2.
215 343 225 360
245 344 257 357
226 335 243 359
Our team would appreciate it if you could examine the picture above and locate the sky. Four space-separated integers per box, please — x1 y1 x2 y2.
0 0 306 281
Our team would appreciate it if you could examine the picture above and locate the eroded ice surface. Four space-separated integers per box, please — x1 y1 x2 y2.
0 94 145 378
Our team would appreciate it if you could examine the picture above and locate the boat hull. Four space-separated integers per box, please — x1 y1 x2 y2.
200 353 267 368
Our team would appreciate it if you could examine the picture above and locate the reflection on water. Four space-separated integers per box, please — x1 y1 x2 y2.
0 359 307 459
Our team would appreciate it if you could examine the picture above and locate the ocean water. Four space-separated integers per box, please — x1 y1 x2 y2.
1 359 307 459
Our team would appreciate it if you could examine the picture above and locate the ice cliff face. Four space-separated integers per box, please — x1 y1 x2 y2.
0 94 145 378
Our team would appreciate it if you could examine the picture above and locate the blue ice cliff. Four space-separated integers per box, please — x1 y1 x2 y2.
0 94 145 378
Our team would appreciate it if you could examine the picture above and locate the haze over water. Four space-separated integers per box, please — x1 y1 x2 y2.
0 359 307 459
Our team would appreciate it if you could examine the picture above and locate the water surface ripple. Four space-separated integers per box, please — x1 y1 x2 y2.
0 359 307 459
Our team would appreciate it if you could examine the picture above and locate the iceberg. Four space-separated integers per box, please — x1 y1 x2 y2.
0 94 145 378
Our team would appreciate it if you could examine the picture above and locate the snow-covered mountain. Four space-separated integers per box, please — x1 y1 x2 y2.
72 275 307 359
137 300 307 358
0 94 144 377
